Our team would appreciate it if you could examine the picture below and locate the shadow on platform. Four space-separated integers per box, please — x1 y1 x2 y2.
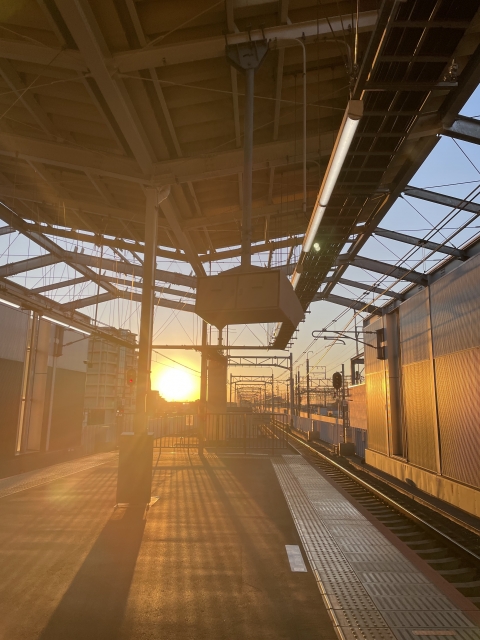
27 452 336 640
38 506 146 640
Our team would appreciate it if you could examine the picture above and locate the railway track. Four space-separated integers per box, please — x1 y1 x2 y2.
286 429 480 608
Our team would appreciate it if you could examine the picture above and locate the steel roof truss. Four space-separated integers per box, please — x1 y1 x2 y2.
339 255 428 286
404 186 480 215
325 276 405 301
443 115 480 145
374 228 467 259
0 254 60 278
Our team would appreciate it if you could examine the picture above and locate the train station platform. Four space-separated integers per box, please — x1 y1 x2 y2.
0 448 479 640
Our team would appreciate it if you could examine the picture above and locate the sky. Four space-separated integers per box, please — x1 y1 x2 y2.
1 87 480 402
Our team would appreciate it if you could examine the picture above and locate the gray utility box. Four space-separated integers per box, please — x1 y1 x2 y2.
339 442 356 457
195 266 303 328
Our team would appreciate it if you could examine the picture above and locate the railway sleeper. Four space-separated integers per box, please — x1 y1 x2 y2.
425 557 462 570
407 538 441 551
438 566 476 581
453 581 480 597
379 518 414 537
414 547 452 560
394 529 429 540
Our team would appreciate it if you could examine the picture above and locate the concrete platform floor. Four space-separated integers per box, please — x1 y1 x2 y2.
0 450 336 640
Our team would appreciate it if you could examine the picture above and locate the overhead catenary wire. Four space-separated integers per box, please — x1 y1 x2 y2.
289 152 480 371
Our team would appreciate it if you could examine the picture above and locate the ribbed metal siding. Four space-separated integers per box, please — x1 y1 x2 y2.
399 289 430 365
364 318 384 374
364 318 388 454
349 383 367 430
397 288 438 472
0 304 29 362
430 252 480 357
435 349 480 489
365 371 388 454
401 361 438 472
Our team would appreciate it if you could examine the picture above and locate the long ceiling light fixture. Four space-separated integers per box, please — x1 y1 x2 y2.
291 99 363 289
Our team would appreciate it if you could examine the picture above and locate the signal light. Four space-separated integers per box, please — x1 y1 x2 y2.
332 371 343 390
126 369 136 386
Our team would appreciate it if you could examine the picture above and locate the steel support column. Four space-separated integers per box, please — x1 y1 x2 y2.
116 187 168 506
226 40 268 268
199 320 208 455
242 67 254 267
289 353 294 426
134 188 161 434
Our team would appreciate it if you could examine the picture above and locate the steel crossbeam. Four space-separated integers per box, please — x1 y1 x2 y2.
338 255 428 286
228 356 291 370
443 115 480 145
374 228 467 258
404 186 480 214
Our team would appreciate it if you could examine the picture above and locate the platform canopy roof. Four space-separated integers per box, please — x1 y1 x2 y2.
0 0 479 347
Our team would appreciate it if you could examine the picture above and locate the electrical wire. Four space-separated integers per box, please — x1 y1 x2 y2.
152 351 201 376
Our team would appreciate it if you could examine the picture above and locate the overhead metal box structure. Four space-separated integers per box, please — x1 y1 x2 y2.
195 267 303 329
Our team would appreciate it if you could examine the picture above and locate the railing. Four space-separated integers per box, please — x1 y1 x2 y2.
203 412 289 453
150 414 198 451
82 412 295 457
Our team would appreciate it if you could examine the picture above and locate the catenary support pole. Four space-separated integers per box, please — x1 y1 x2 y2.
289 353 294 426
306 358 310 418
297 370 300 414
271 373 274 415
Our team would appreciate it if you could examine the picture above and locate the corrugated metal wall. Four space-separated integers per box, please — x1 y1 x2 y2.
364 251 480 492
0 304 29 457
401 361 438 472
365 372 388 454
349 383 367 430
399 290 438 472
430 253 480 358
399 289 431 365
430 252 480 488
435 350 480 487
0 311 88 459
364 318 388 454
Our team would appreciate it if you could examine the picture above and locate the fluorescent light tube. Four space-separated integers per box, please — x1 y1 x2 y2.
303 100 363 253
289 101 363 290
42 315 69 328
69 325 91 336
0 298 20 309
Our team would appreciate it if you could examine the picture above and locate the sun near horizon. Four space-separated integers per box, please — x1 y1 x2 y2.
151 365 198 402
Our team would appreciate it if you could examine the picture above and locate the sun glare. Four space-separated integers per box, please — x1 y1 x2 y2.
154 368 195 402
